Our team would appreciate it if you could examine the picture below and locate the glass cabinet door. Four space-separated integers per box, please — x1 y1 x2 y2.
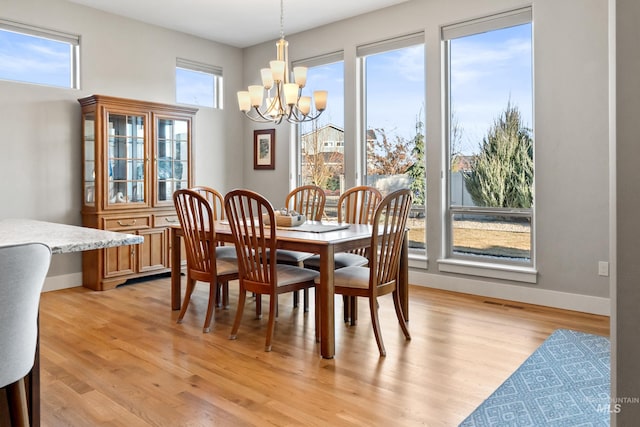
156 117 189 204
107 113 146 206
83 113 96 207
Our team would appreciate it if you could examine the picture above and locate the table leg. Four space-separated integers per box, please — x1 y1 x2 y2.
171 227 182 311
398 230 409 321
318 245 335 359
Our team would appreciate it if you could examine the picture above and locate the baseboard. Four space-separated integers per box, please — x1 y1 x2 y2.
409 270 611 316
43 273 83 292
42 270 611 316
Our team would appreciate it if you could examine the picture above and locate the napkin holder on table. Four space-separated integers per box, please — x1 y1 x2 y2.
263 211 306 227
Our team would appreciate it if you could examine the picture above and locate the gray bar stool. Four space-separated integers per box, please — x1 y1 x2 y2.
0 243 51 427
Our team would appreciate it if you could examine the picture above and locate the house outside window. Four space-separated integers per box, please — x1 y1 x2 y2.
295 53 345 215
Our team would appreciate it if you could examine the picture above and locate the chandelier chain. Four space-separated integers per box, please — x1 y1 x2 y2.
280 0 285 39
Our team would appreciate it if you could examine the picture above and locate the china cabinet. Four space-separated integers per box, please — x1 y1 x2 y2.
79 95 197 290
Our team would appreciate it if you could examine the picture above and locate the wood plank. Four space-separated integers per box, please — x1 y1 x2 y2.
35 277 609 426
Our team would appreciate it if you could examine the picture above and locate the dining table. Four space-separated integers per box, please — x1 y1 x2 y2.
170 220 409 359
0 218 144 427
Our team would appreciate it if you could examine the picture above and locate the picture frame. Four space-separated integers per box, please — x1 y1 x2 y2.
254 129 275 170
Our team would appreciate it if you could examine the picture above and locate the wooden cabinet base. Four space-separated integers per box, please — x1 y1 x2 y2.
83 269 171 291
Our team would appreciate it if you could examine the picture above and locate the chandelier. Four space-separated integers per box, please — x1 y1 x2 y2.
237 0 328 124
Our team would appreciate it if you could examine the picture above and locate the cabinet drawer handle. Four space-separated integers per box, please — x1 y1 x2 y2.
165 218 178 223
117 219 137 226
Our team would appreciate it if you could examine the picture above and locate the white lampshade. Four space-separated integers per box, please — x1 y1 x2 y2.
270 60 285 82
293 66 307 88
261 68 274 90
237 91 251 112
284 83 299 106
298 96 311 115
313 90 328 111
248 85 264 107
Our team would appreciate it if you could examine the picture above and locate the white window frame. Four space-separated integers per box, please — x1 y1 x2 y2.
176 58 223 109
357 32 426 259
440 7 537 283
0 19 80 89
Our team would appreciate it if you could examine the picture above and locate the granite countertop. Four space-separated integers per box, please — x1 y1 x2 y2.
0 219 144 254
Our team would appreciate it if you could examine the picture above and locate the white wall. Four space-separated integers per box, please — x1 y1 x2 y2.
240 0 611 314
0 0 245 285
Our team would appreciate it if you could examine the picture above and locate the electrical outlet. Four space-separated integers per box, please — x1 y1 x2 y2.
598 261 609 277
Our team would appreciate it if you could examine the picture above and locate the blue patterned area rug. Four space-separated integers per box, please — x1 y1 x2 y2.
460 329 611 426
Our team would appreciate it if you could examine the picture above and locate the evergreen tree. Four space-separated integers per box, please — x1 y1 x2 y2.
464 102 533 208
406 114 425 205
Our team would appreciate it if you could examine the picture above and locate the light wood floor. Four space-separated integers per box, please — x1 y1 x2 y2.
37 275 609 426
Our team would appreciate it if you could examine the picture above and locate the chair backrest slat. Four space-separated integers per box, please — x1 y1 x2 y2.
338 186 382 256
174 189 217 278
286 185 326 221
338 185 382 225
225 189 277 293
370 189 412 290
190 186 225 220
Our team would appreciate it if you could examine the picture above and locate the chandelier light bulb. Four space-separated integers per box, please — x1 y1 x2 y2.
284 83 300 105
270 60 285 82
293 66 307 88
248 85 264 107
237 91 251 112
298 96 311 116
260 68 274 90
313 90 328 111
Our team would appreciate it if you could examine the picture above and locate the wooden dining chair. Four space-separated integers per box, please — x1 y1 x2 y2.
305 185 382 269
304 185 382 324
190 185 236 307
224 189 320 351
0 242 51 427
190 185 225 215
173 189 239 332
320 188 412 356
275 184 326 311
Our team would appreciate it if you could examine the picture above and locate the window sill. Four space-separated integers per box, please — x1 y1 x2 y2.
437 258 537 284
408 252 428 269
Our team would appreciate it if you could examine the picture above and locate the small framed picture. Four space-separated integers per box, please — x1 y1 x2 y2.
254 129 275 170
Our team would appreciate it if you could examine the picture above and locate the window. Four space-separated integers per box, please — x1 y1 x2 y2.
295 53 344 217
443 8 534 270
0 20 79 88
176 58 223 108
358 34 425 251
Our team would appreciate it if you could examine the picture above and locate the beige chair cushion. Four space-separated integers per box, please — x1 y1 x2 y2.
275 249 314 264
276 264 319 287
316 265 370 290
215 245 237 260
304 252 368 270
216 258 239 276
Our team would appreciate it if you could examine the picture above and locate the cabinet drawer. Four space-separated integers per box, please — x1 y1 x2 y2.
103 215 151 231
153 214 180 228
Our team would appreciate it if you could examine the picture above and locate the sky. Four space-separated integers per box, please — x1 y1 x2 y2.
298 23 532 156
2 22 532 156
0 29 71 87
